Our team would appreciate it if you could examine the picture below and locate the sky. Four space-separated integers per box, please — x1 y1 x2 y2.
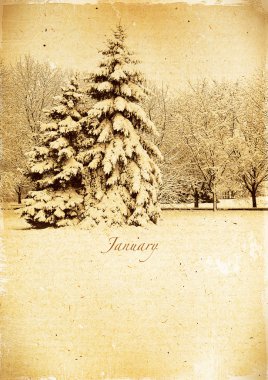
0 1 267 88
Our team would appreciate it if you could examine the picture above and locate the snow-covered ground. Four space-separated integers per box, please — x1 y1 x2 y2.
0 209 267 380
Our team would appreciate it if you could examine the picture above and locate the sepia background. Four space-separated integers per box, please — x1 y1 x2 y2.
0 1 267 87
0 1 268 379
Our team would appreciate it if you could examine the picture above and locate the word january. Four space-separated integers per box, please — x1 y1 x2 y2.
101 236 159 262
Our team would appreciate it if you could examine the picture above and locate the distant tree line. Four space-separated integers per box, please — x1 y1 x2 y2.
144 75 267 209
1 55 267 209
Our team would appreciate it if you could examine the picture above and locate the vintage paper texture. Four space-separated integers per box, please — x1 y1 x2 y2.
0 1 268 379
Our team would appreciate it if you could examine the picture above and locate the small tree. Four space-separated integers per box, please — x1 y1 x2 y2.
158 142 214 207
0 170 31 204
21 78 86 227
79 25 162 227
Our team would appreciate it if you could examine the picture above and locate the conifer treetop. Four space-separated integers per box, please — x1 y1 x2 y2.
86 25 149 104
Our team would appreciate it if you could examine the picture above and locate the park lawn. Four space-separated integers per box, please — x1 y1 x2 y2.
0 209 267 380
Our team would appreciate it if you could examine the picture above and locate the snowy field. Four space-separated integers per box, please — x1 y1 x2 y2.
0 208 267 380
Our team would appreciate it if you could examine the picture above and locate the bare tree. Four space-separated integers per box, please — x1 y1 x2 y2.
143 83 190 204
232 72 268 208
143 82 171 146
143 81 216 206
11 55 65 140
174 80 238 210
0 56 65 203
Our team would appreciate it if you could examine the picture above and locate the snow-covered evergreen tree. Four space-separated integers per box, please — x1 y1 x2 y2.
21 78 86 227
79 25 162 227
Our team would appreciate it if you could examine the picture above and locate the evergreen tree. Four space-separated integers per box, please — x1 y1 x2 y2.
21 78 86 227
79 25 162 227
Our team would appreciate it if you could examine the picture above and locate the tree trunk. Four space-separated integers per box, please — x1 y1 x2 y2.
194 189 199 208
212 183 217 211
251 191 257 208
213 192 217 211
17 188 22 204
